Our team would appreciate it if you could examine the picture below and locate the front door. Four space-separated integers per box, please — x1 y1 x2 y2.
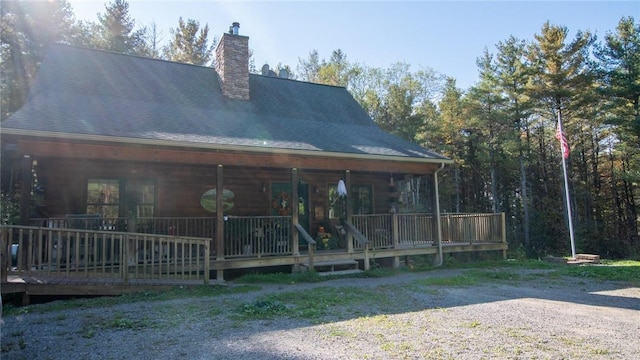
271 182 310 241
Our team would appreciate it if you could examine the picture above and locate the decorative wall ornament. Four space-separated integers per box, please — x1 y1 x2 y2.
200 188 235 212
272 191 291 216
337 179 347 197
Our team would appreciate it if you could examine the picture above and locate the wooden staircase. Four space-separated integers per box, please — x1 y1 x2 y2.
302 259 362 276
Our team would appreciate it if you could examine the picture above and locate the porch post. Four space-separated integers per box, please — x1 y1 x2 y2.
501 212 507 259
215 164 225 282
345 170 353 254
392 213 400 268
1 226 8 283
18 155 32 270
19 155 32 225
432 165 445 266
291 168 300 256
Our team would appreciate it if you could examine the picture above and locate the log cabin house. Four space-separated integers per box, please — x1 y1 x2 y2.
1 23 506 297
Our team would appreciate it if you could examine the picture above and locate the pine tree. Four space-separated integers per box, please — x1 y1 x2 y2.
95 0 147 55
466 48 508 213
527 21 595 254
594 16 640 252
164 17 215 66
494 36 534 254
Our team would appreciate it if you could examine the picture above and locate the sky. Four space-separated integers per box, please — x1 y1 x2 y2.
68 1 639 90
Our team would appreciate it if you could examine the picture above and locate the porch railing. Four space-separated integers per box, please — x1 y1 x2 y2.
223 216 292 257
440 213 505 244
29 217 215 238
24 213 505 259
352 213 506 250
1 225 210 284
352 214 393 249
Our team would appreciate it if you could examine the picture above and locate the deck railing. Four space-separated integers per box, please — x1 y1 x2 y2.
353 213 505 250
223 216 292 257
1 225 210 284
441 213 506 244
25 213 504 257
29 217 215 238
397 214 434 247
352 214 393 249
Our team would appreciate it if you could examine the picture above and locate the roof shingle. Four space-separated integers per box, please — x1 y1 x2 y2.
2 45 448 161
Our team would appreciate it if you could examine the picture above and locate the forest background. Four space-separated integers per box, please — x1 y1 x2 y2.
1 0 638 258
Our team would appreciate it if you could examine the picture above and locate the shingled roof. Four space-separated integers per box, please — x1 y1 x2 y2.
2 44 449 162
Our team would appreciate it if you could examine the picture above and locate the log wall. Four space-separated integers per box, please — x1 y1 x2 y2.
34 158 400 235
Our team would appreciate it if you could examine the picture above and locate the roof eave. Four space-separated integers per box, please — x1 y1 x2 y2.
0 128 454 165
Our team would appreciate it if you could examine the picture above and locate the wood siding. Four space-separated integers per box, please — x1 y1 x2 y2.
31 157 400 231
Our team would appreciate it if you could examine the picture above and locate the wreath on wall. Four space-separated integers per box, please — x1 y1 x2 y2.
272 191 291 216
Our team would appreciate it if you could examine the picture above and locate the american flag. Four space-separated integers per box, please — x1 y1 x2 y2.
555 122 570 159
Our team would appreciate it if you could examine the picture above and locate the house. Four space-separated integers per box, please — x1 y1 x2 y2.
1 23 506 288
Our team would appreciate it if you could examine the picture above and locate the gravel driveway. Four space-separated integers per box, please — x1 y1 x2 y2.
2 268 639 359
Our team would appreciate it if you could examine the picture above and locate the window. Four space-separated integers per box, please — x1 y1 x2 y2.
328 184 373 219
87 179 120 219
86 179 155 219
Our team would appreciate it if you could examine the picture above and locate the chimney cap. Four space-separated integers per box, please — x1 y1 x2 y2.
229 22 240 35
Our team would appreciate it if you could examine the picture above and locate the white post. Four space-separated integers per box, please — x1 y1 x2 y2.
557 108 576 259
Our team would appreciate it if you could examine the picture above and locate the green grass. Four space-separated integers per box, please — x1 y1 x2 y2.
233 286 382 321
235 267 401 284
413 268 532 287
3 284 260 316
4 259 638 317
235 271 324 284
552 260 640 283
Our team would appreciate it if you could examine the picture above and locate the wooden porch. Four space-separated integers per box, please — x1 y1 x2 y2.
1 213 506 302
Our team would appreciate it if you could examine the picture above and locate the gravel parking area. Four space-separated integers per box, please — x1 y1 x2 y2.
2 268 639 359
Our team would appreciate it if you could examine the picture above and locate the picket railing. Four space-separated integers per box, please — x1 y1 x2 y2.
1 225 210 284
27 213 505 253
352 213 505 250
29 217 215 238
223 216 292 257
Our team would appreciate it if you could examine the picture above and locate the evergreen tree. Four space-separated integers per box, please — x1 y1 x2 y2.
430 78 466 212
95 0 148 55
527 21 595 254
466 48 508 213
594 16 640 253
164 17 215 66
317 49 351 87
297 50 321 83
494 36 534 254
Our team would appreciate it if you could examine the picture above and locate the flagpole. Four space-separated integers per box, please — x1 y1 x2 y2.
557 108 576 259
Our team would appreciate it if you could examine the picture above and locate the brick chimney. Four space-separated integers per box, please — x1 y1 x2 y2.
215 22 250 100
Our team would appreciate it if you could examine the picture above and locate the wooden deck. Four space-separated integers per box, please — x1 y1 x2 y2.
2 241 506 303
2 213 507 303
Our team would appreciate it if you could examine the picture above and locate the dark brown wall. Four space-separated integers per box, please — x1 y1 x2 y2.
37 158 401 229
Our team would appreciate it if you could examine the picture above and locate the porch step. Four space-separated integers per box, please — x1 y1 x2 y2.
302 259 361 275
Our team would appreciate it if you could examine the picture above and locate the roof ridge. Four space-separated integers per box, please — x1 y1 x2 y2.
50 43 215 70
250 73 347 89
52 44 349 91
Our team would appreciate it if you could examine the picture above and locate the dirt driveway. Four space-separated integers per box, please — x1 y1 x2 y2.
2 268 639 359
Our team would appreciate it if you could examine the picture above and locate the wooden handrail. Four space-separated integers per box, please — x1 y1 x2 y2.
344 221 370 270
343 221 368 245
294 223 315 270
294 223 316 246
